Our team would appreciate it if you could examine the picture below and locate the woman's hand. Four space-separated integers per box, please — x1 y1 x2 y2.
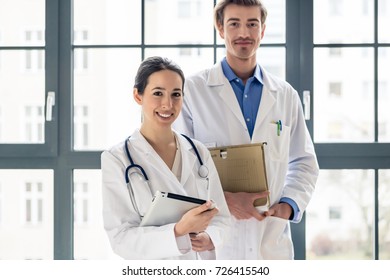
174 201 218 237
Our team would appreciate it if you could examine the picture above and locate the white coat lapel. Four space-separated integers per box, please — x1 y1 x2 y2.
177 134 197 188
253 68 277 137
256 86 276 126
207 63 247 129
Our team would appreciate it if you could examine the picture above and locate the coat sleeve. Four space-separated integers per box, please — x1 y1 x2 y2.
282 89 319 222
101 150 192 259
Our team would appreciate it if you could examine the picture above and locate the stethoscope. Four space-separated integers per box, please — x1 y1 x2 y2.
124 134 209 217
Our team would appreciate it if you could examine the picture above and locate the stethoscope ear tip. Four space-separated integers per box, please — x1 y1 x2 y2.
198 165 209 178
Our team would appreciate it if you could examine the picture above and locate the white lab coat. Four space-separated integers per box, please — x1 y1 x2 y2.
101 129 232 260
173 61 319 259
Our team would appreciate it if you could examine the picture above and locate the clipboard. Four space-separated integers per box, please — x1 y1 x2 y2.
139 191 206 227
209 143 269 207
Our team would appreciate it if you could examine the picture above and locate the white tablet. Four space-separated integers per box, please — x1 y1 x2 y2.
139 191 207 227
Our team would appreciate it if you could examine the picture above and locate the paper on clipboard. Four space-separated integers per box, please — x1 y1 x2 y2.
209 143 269 207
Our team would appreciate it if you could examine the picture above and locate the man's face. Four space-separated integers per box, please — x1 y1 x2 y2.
218 4 266 61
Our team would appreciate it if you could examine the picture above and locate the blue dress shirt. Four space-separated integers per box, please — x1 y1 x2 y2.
221 57 263 138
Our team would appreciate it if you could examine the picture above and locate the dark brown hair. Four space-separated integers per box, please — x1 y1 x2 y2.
134 56 185 95
214 0 268 29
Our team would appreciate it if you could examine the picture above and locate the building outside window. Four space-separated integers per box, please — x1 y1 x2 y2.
23 182 44 225
74 105 90 150
74 182 90 225
74 30 89 71
24 30 44 71
24 106 44 143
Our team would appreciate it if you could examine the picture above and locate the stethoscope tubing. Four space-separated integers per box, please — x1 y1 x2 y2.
123 134 210 217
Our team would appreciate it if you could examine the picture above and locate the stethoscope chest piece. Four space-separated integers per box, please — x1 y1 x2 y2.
198 165 209 178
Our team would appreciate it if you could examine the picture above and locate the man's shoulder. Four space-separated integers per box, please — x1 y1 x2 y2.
186 62 221 82
261 66 296 92
186 67 212 82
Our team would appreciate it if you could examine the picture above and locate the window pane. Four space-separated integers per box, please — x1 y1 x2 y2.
73 0 141 45
0 0 45 46
378 48 390 142
144 48 214 77
0 184 2 225
262 0 286 44
73 170 119 260
314 48 374 142
0 50 45 143
73 48 141 150
314 0 374 43
378 0 390 43
0 170 53 260
257 47 286 79
145 0 214 44
306 170 374 260
379 170 390 259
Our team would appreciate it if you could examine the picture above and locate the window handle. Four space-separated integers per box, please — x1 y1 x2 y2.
46 91 55 121
303 90 311 120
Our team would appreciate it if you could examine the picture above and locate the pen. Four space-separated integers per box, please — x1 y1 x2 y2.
276 120 282 136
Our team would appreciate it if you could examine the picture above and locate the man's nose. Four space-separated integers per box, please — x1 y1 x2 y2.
238 25 250 37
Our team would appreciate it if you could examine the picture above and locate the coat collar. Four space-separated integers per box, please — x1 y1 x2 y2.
206 62 278 137
128 129 198 188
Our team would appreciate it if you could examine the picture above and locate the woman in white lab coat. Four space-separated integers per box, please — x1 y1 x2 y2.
174 61 319 259
101 56 231 260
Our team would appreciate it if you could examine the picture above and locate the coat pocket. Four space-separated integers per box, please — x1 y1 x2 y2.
266 122 290 162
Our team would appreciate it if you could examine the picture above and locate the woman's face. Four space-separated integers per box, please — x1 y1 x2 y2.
133 69 183 129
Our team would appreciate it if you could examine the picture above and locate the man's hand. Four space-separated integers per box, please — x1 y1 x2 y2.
224 191 269 221
264 202 292 220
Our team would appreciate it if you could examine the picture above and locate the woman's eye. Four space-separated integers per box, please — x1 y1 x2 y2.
153 91 162 96
172 92 182 98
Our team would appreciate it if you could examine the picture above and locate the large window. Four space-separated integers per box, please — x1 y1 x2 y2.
309 0 390 260
0 0 388 260
0 170 53 260
0 0 47 146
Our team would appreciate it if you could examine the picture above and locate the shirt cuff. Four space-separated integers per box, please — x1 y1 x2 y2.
279 197 299 221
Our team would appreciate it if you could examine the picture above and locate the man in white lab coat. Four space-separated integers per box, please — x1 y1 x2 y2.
173 0 319 259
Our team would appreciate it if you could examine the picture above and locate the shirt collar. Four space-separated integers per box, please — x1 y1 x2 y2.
221 57 263 84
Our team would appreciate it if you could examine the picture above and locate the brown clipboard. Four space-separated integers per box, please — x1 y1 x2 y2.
209 143 269 207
